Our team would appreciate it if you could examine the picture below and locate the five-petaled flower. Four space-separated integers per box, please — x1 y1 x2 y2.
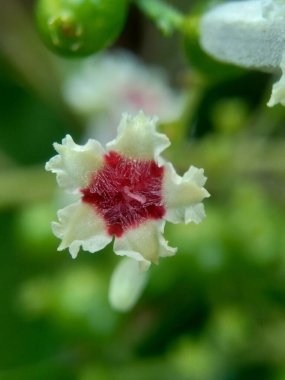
46 112 209 269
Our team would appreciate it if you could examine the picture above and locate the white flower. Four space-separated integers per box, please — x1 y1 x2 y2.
62 51 186 143
199 0 285 106
46 112 209 310
268 52 285 106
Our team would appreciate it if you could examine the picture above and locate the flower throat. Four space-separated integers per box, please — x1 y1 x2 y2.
81 151 165 237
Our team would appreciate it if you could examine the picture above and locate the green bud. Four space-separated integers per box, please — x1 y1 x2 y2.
35 0 128 57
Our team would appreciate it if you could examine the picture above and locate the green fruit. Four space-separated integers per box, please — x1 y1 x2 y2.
35 0 128 57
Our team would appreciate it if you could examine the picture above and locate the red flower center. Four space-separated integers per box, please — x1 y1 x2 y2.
81 151 165 237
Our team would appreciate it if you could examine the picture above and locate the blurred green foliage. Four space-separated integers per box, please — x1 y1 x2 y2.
0 0 285 379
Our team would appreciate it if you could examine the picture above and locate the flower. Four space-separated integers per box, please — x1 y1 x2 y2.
62 50 186 143
199 0 285 106
46 112 209 309
46 111 209 263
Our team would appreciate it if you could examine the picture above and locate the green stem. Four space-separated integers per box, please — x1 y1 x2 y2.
135 0 184 35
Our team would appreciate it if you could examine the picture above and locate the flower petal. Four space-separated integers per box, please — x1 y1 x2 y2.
200 0 285 72
106 111 170 162
113 220 176 265
268 53 285 107
108 257 149 312
262 0 285 20
45 135 105 193
52 201 112 259
163 163 210 224
63 51 186 125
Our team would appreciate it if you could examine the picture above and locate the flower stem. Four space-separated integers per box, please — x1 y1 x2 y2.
135 0 184 35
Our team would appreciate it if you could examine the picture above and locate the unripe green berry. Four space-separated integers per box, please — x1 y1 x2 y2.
35 0 128 57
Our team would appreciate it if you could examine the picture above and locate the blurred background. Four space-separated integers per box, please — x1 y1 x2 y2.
0 0 285 379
